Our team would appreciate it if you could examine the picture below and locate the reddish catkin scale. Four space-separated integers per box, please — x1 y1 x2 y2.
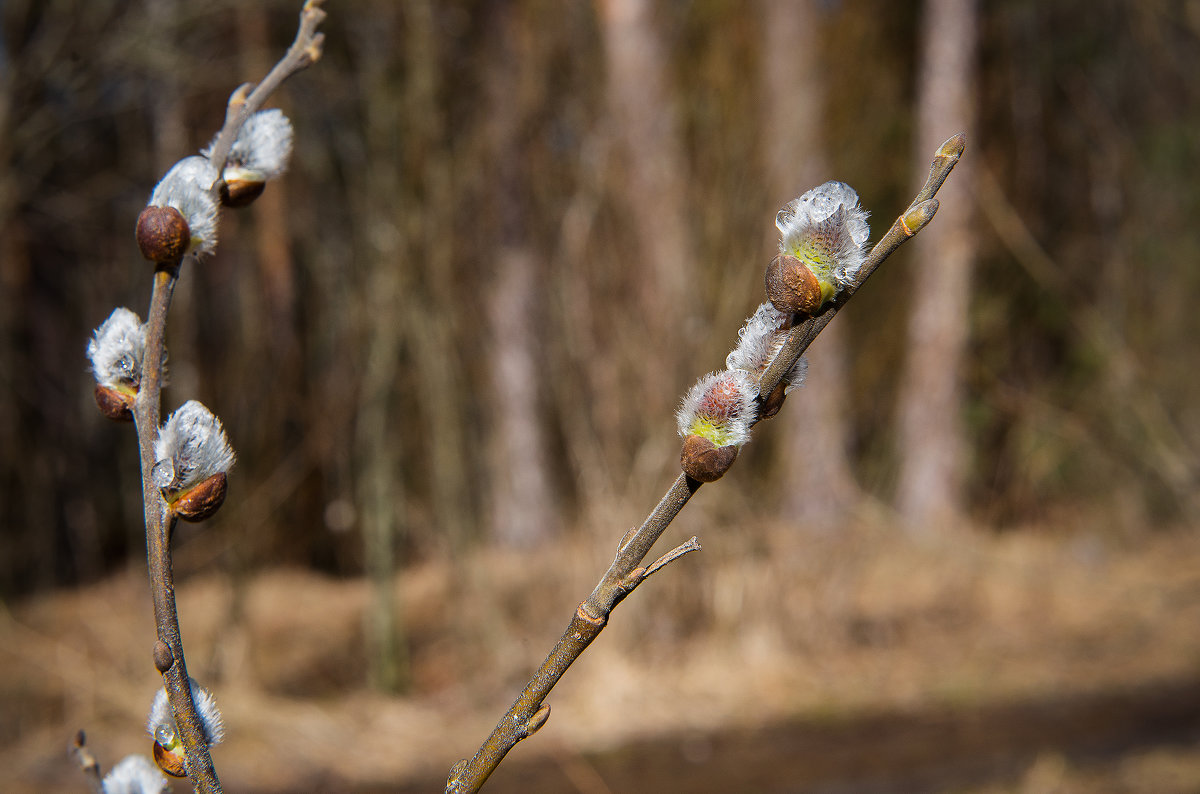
765 253 822 316
680 434 739 483
171 471 228 522
136 206 191 263
93 384 135 421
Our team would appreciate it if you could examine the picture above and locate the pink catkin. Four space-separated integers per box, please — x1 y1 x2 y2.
700 373 750 421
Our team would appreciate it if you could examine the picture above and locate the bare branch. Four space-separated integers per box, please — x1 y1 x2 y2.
445 133 965 793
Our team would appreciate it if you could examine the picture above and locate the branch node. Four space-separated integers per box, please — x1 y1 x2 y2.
618 567 647 592
616 526 638 556
303 34 326 65
522 704 552 738
445 759 470 793
228 82 254 113
575 602 606 627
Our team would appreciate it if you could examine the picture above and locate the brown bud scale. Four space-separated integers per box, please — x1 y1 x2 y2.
136 206 190 263
759 381 788 420
681 434 739 483
765 253 822 316
153 740 187 778
219 178 266 208
94 385 135 421
172 471 227 522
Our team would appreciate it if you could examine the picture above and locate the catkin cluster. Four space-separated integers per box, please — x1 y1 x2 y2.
676 181 869 482
85 108 296 781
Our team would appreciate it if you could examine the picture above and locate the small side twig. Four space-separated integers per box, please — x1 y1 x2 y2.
446 133 965 794
643 536 702 579
129 5 326 793
71 730 104 794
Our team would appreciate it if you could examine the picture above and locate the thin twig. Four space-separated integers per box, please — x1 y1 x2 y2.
445 133 966 793
70 730 104 794
205 0 327 171
129 5 327 792
643 536 702 579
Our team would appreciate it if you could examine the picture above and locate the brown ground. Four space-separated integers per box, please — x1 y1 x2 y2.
3 518 1200 792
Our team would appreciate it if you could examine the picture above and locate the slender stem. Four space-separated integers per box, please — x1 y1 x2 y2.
446 133 966 793
446 474 701 793
133 263 222 793
205 0 327 171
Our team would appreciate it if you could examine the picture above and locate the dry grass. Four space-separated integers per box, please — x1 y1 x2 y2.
2 518 1199 792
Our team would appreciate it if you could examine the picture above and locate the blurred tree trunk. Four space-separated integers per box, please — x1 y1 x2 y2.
895 0 978 533
0 21 27 594
485 1 555 547
760 0 860 529
402 0 473 554
357 262 406 693
238 7 296 339
147 0 186 176
357 259 406 692
595 0 693 422
353 8 411 692
147 0 201 409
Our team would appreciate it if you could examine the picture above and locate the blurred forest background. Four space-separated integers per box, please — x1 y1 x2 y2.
2 0 1200 791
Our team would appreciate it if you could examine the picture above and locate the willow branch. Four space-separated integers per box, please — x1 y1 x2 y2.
128 5 327 792
446 132 966 793
131 263 225 792
204 0 327 171
446 476 700 793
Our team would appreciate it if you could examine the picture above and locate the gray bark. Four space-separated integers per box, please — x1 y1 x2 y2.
895 0 978 532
